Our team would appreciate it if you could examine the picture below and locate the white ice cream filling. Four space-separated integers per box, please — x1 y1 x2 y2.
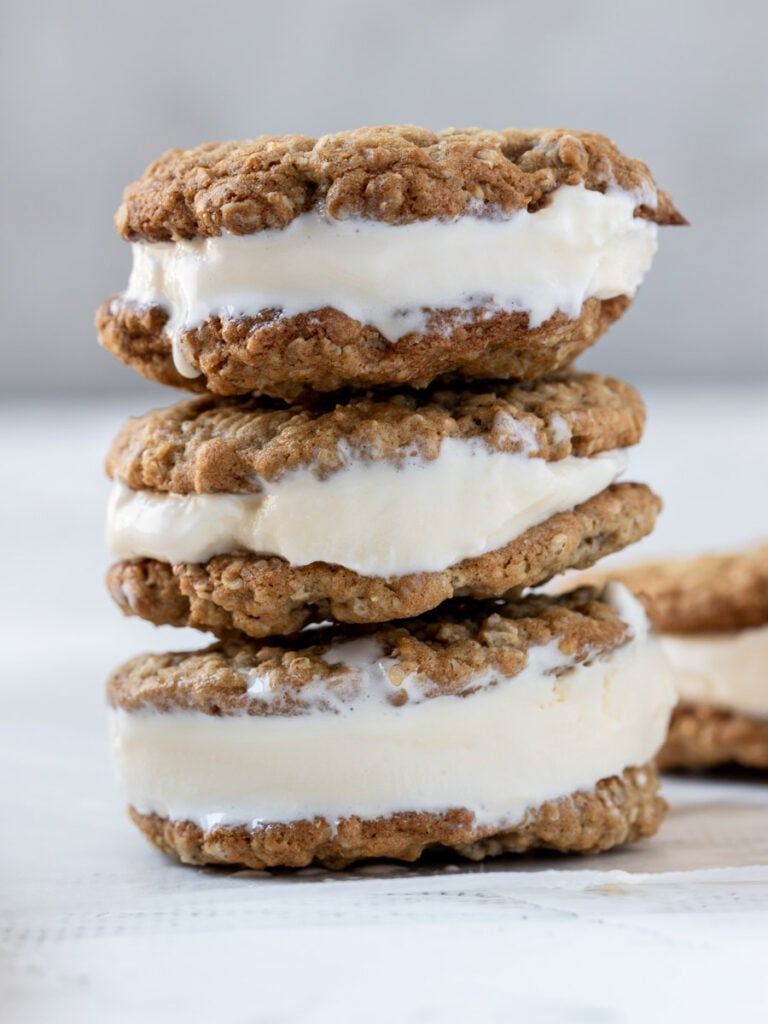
110 586 675 829
123 183 658 378
662 625 768 718
106 442 627 577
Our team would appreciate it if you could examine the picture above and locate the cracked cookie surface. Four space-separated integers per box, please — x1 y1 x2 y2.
115 125 683 241
106 372 645 492
108 586 631 714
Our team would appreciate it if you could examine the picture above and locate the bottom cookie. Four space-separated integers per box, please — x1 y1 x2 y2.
658 703 768 772
129 764 665 870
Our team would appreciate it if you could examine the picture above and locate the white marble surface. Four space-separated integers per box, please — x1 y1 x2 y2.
2 388 767 1023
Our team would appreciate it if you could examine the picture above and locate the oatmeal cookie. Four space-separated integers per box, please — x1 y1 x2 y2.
114 126 682 241
658 704 768 772
108 587 633 713
98 295 631 400
602 546 768 635
106 371 645 491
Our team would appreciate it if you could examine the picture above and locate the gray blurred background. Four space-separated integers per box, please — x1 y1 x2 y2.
2 0 766 397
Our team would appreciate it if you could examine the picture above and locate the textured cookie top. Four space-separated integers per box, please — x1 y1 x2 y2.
108 587 631 715
106 372 644 493
604 546 768 634
116 125 685 242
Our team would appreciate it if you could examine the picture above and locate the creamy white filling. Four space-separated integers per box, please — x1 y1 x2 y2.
106 442 626 576
110 586 675 828
662 625 768 718
123 183 658 378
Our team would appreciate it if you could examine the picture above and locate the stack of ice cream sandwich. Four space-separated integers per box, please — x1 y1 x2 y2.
99 125 685 869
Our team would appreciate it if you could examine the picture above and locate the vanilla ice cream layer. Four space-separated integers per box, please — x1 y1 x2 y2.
124 182 658 378
106 442 627 576
662 625 768 718
110 587 674 829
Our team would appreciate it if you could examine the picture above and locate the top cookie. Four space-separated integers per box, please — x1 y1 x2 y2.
98 125 684 399
116 126 683 241
106 372 644 493
108 586 633 715
597 546 768 634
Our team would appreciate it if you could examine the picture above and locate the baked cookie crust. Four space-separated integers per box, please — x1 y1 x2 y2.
106 372 645 493
601 546 768 634
127 764 665 869
115 126 684 242
98 294 629 400
107 482 660 638
658 703 768 772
